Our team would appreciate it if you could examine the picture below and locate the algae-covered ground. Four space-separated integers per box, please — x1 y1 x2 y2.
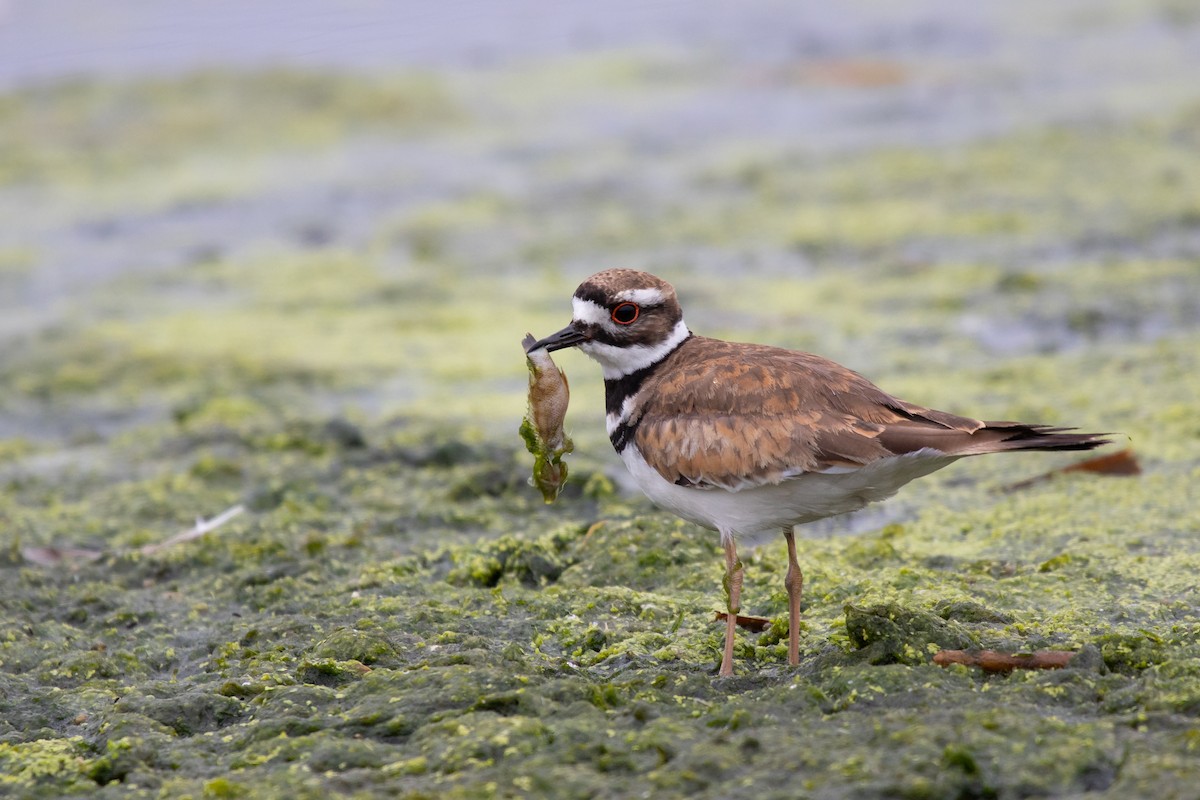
3 3 1200 798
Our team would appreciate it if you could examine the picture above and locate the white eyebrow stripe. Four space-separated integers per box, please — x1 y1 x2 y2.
615 287 665 305
571 296 609 326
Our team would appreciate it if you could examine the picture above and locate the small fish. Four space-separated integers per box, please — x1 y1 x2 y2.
520 333 573 503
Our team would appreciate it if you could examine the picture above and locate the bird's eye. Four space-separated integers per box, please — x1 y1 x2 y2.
611 302 639 325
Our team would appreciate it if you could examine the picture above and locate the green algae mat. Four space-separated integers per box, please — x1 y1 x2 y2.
4 13 1200 800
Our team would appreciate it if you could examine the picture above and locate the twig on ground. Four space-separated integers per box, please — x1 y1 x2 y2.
933 648 1076 672
714 612 773 633
1002 447 1140 493
20 504 246 566
138 504 246 555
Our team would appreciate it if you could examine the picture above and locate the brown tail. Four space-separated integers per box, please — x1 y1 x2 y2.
951 423 1111 456
876 399 1113 457
964 424 1104 455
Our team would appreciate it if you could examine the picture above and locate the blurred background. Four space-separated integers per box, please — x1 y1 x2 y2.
1 0 1198 520
4 5 1200 796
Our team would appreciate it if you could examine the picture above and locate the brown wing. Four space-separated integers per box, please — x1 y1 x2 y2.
629 337 1106 490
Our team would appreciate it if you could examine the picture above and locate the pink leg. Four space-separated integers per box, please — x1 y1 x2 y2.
720 534 743 677
783 526 804 666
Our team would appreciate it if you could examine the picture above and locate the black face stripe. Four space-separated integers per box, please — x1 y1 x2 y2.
588 325 624 347
582 301 683 350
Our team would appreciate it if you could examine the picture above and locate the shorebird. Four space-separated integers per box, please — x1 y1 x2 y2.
530 269 1108 676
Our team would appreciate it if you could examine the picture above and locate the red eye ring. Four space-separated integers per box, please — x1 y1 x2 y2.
611 302 640 325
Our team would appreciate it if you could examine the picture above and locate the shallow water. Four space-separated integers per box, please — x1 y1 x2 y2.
4 0 1200 352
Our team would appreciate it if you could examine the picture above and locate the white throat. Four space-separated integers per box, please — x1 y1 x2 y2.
580 317 691 379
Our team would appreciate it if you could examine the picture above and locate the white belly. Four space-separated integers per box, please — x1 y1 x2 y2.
620 445 957 537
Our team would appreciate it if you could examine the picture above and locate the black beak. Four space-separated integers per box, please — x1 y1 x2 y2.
529 322 589 353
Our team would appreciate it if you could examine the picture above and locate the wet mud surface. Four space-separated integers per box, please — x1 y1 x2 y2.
2 2 1200 797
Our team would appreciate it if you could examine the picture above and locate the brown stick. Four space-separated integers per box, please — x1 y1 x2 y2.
1002 448 1139 493
933 649 1076 672
713 612 771 633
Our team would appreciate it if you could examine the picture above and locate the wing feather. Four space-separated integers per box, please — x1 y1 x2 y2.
629 337 987 490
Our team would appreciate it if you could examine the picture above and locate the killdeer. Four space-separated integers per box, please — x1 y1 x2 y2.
530 269 1109 676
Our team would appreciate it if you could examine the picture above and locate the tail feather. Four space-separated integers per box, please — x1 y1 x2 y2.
952 423 1112 456
876 419 1112 458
